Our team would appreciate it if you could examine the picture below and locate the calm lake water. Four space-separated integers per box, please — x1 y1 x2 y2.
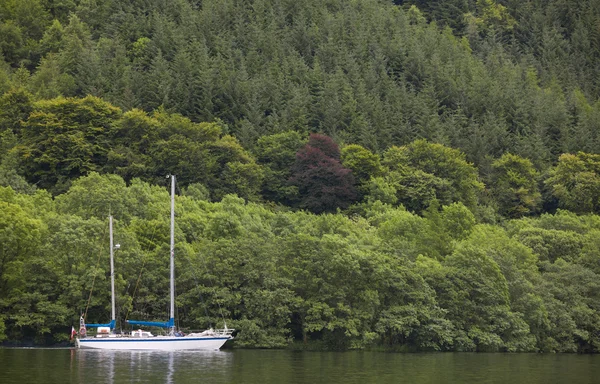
1 348 599 383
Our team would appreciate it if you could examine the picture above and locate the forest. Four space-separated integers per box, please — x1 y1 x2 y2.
1 0 600 352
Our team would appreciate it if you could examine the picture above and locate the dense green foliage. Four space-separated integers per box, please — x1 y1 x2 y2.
1 0 600 165
1 176 600 352
1 0 600 351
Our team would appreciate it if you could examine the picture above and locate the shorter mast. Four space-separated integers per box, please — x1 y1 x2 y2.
83 216 117 330
109 215 116 329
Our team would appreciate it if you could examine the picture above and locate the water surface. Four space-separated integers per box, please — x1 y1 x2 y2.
1 348 598 383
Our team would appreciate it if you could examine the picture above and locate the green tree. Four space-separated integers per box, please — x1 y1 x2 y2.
104 109 161 182
0 21 24 66
490 153 541 218
465 0 517 37
374 257 454 351
0 196 43 342
378 140 483 212
0 87 33 134
442 241 531 351
0 0 51 67
255 131 306 204
545 152 600 214
458 225 542 351
28 53 72 99
516 226 585 264
55 172 132 221
341 144 384 197
58 14 100 96
17 96 122 193
0 196 42 298
39 19 64 57
538 259 600 352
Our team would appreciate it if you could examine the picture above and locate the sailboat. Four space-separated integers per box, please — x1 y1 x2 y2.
76 175 234 350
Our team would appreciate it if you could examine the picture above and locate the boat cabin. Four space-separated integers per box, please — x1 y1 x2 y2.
95 327 111 337
132 329 154 338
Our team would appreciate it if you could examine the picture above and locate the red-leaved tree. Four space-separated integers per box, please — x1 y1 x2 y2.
289 134 357 213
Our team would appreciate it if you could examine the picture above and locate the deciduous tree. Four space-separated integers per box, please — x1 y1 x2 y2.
545 152 600 214
490 153 541 218
290 134 357 213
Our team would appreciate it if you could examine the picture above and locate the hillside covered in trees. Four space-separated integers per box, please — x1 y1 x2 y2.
1 0 600 351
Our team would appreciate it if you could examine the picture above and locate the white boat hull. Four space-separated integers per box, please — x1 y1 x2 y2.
76 336 231 350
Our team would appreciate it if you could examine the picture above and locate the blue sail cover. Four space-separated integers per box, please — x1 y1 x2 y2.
126 318 174 328
85 320 116 329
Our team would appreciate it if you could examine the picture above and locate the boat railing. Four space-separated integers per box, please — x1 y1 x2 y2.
215 328 234 336
186 328 234 338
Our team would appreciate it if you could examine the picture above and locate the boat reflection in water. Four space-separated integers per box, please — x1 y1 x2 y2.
74 349 234 383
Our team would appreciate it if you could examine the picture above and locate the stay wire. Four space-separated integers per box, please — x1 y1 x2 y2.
83 224 109 322
124 222 159 323
176 186 227 329
125 181 173 329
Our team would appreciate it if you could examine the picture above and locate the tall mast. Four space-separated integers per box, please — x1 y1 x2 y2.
169 175 176 334
109 215 116 327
